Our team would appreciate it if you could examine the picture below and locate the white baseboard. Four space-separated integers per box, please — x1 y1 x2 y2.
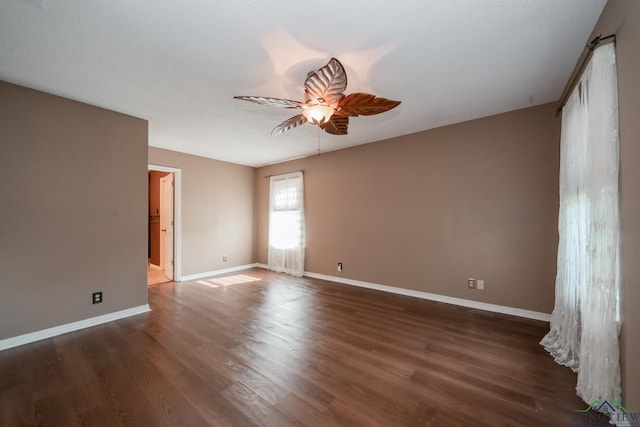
0 304 151 351
0 266 549 352
256 264 550 322
180 263 259 281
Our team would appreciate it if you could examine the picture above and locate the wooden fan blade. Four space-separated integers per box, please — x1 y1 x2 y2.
320 116 349 135
234 96 302 109
335 93 401 117
304 58 347 105
272 114 308 136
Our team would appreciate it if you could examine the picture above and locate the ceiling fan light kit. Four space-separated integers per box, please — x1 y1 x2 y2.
302 104 335 125
234 57 400 136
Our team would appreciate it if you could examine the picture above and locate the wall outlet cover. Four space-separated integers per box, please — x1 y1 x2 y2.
92 292 103 304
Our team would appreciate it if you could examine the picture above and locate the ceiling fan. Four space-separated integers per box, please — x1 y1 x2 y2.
234 57 401 136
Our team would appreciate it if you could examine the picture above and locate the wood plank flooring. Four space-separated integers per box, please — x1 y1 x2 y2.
148 263 171 285
0 268 589 426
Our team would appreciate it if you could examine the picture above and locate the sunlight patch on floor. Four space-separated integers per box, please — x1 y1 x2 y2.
195 274 261 288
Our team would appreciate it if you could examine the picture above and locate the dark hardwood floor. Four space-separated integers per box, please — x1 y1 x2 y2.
0 268 589 426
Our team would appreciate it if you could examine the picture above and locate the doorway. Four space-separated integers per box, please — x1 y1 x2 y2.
148 165 182 285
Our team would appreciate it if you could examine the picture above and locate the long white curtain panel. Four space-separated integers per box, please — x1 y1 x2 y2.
541 43 621 406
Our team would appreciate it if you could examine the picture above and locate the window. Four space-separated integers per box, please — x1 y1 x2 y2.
268 172 305 277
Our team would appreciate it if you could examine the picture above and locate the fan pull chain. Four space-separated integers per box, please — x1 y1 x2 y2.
317 126 321 156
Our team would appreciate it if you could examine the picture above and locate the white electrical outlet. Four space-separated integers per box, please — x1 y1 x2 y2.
477 280 485 290
223 255 228 262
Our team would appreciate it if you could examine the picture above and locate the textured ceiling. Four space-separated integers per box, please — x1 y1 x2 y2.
0 0 606 167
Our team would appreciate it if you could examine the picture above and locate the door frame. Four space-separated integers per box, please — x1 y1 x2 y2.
149 164 182 281
159 173 174 280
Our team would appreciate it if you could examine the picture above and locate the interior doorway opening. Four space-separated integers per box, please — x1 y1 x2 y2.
148 164 182 285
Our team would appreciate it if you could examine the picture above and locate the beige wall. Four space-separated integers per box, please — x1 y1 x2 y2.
256 103 560 314
583 0 640 410
0 81 148 339
148 147 255 276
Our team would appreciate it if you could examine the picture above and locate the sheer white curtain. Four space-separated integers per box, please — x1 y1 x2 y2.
268 172 305 277
541 43 621 405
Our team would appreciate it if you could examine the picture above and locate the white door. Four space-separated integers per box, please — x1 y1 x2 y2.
160 174 174 280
